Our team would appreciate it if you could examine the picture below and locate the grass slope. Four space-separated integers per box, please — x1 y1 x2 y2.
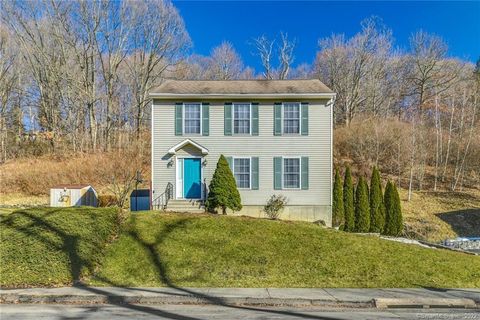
92 212 480 288
400 189 480 242
0 207 118 288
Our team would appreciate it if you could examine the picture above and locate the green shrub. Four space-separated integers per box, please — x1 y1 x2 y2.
263 194 288 220
343 166 355 232
369 167 385 233
206 155 242 214
354 176 370 233
332 168 344 227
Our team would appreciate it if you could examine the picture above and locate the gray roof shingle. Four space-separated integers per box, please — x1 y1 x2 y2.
150 79 334 95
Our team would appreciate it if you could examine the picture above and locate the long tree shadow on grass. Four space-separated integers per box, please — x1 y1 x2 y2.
2 209 342 320
437 209 480 238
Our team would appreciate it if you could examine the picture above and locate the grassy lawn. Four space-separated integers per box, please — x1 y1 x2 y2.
2 208 479 288
91 212 480 288
0 207 119 288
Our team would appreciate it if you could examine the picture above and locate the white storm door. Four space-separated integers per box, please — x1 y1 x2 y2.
176 158 184 198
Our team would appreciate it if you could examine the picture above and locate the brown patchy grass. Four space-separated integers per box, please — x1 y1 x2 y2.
400 188 480 242
0 150 150 198
0 193 48 207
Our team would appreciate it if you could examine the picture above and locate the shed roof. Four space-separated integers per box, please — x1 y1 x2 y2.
131 189 150 197
150 79 334 98
51 184 92 189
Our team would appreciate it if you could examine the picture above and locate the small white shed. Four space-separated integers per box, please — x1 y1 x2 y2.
50 184 98 207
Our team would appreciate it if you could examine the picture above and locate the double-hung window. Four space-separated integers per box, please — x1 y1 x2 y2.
233 103 251 134
283 158 300 189
283 102 300 134
184 103 201 134
233 158 251 189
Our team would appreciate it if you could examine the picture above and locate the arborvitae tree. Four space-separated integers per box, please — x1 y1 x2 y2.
206 155 242 214
343 166 355 232
354 176 370 232
332 168 344 227
383 180 403 236
392 183 404 235
383 181 393 235
369 167 385 233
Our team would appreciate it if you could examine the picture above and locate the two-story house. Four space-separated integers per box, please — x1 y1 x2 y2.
149 79 335 225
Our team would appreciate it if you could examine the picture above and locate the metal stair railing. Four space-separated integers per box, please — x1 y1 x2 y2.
152 182 173 210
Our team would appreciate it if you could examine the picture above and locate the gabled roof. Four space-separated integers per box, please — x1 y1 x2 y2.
168 139 209 155
150 79 335 99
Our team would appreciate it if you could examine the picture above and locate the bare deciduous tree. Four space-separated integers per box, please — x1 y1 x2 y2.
278 32 295 80
125 0 190 138
207 41 243 80
252 32 296 80
316 17 393 125
252 35 274 79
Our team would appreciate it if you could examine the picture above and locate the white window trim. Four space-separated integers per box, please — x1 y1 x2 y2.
232 102 252 135
232 156 252 190
282 156 302 190
281 102 301 135
182 102 202 135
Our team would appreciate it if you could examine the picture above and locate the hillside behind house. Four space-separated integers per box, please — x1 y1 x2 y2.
1 143 479 243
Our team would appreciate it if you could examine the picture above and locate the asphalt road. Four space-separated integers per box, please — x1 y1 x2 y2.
1 304 479 320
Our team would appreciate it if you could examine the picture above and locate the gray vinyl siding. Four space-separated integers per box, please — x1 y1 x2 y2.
151 99 332 206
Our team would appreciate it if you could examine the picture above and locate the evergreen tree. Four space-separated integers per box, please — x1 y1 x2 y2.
343 166 355 232
392 183 404 235
354 176 370 232
369 167 385 233
206 155 242 214
384 180 402 236
332 168 344 227
383 181 392 235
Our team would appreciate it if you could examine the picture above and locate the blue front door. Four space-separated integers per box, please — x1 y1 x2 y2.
183 158 201 199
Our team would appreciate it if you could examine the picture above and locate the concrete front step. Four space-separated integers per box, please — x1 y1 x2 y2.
168 199 204 205
165 199 205 213
165 209 206 214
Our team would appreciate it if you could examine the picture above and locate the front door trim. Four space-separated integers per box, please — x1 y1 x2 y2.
175 156 203 200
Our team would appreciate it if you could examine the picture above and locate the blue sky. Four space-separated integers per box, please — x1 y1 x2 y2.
174 1 480 71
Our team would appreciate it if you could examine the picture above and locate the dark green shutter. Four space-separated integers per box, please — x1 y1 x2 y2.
175 103 183 135
251 103 259 136
224 103 232 135
301 156 309 190
225 156 233 172
274 103 282 136
301 102 309 135
202 103 209 136
274 157 282 190
251 157 259 190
